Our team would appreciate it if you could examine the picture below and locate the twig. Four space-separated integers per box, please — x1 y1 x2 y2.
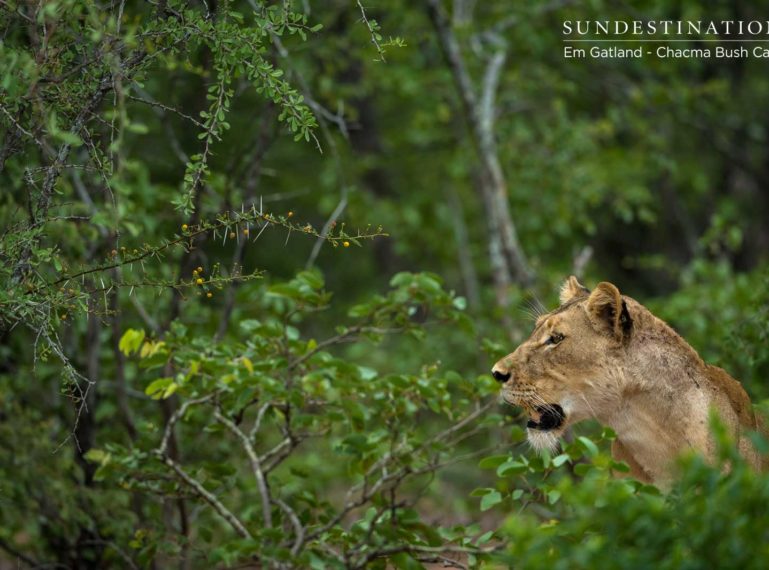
157 453 253 540
0 537 41 568
126 93 206 129
154 394 253 539
0 102 44 148
305 185 348 268
82 539 139 570
287 325 400 369
214 408 273 528
249 402 273 442
275 497 305 556
261 437 294 473
305 400 495 544
356 0 386 61
354 543 502 569
158 394 215 457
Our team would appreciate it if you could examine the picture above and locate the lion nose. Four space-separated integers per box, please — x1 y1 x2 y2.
491 367 511 383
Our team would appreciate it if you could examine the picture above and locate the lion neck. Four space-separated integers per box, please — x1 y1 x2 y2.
594 310 712 484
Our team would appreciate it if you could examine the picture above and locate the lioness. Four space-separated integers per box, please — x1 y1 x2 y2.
492 276 764 486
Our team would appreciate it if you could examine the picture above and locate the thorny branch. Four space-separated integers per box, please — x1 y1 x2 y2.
14 205 384 300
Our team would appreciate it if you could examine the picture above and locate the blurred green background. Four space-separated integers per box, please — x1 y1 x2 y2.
1 0 769 568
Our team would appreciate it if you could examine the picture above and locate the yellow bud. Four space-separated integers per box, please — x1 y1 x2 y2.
182 224 188 231
343 241 350 248
206 292 213 298
287 211 294 218
196 278 203 285
243 228 250 236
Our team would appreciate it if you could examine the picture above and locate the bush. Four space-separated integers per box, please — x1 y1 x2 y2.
486 415 769 570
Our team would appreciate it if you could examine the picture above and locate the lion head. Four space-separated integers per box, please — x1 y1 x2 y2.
491 276 634 453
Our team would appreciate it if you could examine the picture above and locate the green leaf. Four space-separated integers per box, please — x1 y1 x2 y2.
497 459 527 477
578 436 599 457
480 490 502 511
162 382 179 399
476 530 494 544
119 328 145 356
84 449 109 465
638 484 662 496
145 377 173 398
390 553 425 570
478 455 509 470
553 454 571 467
601 426 617 440
610 460 631 473
574 463 593 476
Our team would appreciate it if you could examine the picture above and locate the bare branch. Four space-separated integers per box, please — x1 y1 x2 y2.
0 102 44 149
0 536 43 568
275 497 305 556
305 400 495 544
153 394 253 540
215 408 273 528
249 402 273 442
156 453 253 540
81 539 139 570
353 543 502 570
158 394 215 457
126 92 206 129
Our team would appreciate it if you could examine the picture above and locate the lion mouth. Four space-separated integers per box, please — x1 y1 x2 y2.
526 404 565 431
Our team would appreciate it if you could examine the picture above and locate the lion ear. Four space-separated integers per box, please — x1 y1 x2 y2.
559 275 589 305
587 282 631 338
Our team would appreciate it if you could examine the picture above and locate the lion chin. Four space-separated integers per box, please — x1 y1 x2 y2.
525 404 566 454
526 428 562 454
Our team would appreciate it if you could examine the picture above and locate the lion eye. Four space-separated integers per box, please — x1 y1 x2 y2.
545 333 565 346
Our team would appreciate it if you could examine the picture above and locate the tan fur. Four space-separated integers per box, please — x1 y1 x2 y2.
492 276 764 487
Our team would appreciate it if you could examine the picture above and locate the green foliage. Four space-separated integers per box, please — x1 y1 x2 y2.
86 271 497 568
650 261 769 398
492 417 769 570
2 0 769 568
